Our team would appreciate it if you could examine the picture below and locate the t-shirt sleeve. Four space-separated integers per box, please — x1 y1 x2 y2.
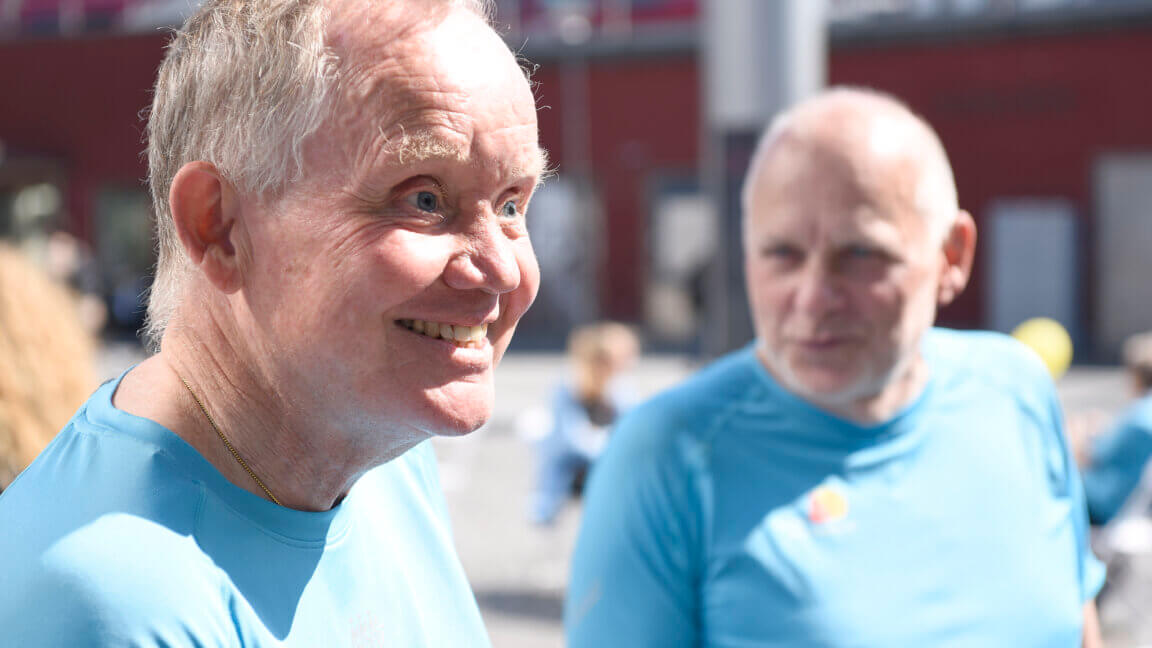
1039 369 1107 602
997 332 1107 604
1068 457 1108 602
564 407 705 648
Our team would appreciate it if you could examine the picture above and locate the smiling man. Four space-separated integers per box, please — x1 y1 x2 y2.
566 87 1104 647
0 1 544 645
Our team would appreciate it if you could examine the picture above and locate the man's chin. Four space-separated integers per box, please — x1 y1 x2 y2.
781 367 873 409
431 414 489 437
419 384 495 437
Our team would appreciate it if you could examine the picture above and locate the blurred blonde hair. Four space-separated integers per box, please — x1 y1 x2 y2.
569 322 640 365
0 244 97 489
568 322 640 398
1123 331 1152 392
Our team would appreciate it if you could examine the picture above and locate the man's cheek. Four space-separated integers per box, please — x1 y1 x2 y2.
515 252 541 313
505 285 536 326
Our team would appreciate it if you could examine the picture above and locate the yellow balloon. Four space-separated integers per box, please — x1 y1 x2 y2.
1011 317 1073 380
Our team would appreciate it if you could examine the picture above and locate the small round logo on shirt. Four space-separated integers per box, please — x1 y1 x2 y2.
808 485 848 525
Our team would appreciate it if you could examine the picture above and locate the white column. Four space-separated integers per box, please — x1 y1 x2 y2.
700 0 827 355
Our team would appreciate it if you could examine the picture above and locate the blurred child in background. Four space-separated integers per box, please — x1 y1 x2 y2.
0 244 97 490
528 322 640 525
1082 332 1152 525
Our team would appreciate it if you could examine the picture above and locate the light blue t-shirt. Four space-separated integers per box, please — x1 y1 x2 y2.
566 329 1104 647
0 373 490 647
1083 393 1152 525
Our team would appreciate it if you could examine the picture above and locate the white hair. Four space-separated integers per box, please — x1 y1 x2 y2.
143 0 495 352
741 86 959 243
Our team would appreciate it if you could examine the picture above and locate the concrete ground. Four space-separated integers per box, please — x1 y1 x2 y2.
97 343 1138 647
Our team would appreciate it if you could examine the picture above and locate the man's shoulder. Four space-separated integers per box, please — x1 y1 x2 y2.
1117 393 1152 430
0 412 215 597
925 329 1064 444
0 482 229 645
927 327 1051 387
34 509 218 587
606 348 763 463
926 327 1036 363
632 347 760 422
1 406 207 517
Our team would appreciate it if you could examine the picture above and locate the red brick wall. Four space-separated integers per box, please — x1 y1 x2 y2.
0 32 167 240
830 27 1152 327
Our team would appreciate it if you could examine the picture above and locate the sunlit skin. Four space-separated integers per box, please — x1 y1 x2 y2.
237 7 544 440
743 94 975 424
113 3 545 511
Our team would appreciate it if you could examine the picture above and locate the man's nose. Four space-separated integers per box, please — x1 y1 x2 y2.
444 216 521 294
793 259 844 314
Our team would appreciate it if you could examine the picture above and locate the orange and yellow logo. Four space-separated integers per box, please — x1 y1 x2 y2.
808 485 849 524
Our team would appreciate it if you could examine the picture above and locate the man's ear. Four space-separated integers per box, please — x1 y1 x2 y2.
169 161 242 293
937 209 976 306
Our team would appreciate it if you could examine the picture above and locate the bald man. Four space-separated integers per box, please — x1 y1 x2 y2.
565 88 1103 647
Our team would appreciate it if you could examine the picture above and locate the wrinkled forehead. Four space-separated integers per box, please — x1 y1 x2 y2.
314 1 543 173
340 8 530 113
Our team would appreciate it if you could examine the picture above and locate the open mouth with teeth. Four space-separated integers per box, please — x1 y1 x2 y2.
398 319 489 348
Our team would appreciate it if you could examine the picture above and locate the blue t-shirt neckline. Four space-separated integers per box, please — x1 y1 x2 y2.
85 369 353 545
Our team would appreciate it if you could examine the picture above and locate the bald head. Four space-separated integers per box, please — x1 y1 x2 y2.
742 87 959 242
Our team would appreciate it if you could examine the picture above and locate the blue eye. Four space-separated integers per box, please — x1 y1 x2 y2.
409 191 439 212
500 200 520 219
762 245 800 259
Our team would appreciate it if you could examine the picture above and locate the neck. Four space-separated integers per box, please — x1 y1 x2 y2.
176 372 283 505
758 347 930 426
836 356 929 424
115 311 420 511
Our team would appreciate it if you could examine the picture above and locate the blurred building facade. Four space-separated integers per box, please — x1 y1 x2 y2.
2 0 1151 356
0 0 175 336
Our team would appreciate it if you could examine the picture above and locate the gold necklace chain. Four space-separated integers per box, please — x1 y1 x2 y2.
178 376 282 506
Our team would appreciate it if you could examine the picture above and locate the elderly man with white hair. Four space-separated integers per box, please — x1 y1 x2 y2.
0 0 546 645
566 87 1103 647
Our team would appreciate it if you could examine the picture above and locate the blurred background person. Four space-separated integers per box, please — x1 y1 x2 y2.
1081 331 1152 526
0 243 97 490
527 321 640 526
1076 332 1152 647
42 228 109 334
